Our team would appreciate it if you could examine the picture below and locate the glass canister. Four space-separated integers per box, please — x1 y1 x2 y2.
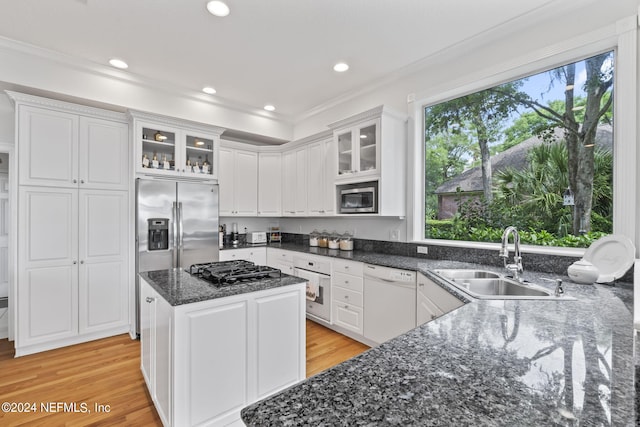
309 230 320 247
318 230 329 248
328 231 341 249
339 231 354 251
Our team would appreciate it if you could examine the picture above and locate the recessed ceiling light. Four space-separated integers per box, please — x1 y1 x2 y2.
109 58 128 69
333 62 349 72
264 104 276 112
207 1 230 17
202 86 217 94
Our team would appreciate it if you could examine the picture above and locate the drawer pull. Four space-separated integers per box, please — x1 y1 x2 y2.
344 295 349 299
344 304 349 309
146 297 155 303
345 280 349 284
344 266 349 270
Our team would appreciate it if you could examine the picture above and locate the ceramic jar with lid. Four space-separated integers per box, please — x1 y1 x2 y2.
328 231 341 249
567 259 599 284
339 231 354 251
318 230 329 248
309 230 320 247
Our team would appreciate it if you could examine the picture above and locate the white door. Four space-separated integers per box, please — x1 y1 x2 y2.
78 190 128 334
79 117 129 190
218 147 235 215
234 150 258 215
306 142 324 215
18 187 79 346
18 106 79 188
257 152 281 216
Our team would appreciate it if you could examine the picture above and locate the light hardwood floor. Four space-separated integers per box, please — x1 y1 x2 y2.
0 320 368 426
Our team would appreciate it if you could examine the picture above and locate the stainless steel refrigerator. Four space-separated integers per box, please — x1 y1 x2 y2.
135 178 219 333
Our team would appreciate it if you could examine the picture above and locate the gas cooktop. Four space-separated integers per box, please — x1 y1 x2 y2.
189 260 282 287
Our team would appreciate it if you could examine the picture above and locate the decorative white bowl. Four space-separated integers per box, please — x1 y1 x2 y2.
567 259 599 284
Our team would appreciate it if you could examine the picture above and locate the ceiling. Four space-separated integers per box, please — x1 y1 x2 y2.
0 0 637 122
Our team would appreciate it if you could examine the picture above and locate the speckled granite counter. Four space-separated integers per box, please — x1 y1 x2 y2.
139 268 306 306
241 244 636 426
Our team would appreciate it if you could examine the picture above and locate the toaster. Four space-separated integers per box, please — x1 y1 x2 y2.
246 231 267 244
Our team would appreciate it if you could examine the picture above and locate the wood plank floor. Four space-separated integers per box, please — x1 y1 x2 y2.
0 320 368 426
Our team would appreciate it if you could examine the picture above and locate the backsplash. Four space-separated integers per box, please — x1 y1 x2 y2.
280 233 634 282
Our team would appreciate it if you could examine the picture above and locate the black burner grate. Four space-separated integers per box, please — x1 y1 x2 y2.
189 260 281 287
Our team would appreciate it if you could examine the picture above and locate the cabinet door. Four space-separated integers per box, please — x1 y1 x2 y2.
281 150 296 216
323 138 337 214
258 152 281 216
18 187 79 346
18 106 79 188
332 301 363 335
137 122 179 175
184 132 217 179
336 128 354 177
154 289 173 427
79 117 129 190
218 147 235 215
357 119 379 175
294 147 308 215
139 279 155 388
255 289 304 398
417 290 443 326
78 190 129 334
234 150 258 216
307 142 324 215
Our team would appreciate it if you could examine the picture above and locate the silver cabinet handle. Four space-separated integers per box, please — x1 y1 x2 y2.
80 179 85 184
431 314 437 320
345 280 349 284
344 304 349 309
80 260 84 264
418 283 424 287
146 297 155 303
344 295 349 299
73 179 78 184
73 260 77 265
344 266 349 270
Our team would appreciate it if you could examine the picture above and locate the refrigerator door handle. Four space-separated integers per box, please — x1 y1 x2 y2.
172 201 179 268
178 201 184 266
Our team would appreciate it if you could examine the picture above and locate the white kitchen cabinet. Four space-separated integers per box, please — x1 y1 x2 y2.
140 278 172 427
328 105 407 216
257 152 282 216
16 104 128 190
266 248 295 275
140 277 306 427
281 146 308 216
10 92 131 356
130 110 224 180
416 273 464 326
219 247 267 265
331 259 365 336
219 146 258 216
307 137 337 216
16 187 129 355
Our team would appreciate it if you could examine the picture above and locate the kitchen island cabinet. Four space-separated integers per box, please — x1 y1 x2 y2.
139 269 306 427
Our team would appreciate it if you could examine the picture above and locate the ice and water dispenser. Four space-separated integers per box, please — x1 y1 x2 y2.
147 218 169 250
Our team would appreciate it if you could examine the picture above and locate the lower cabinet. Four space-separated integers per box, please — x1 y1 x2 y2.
416 273 465 325
218 247 267 265
16 186 129 356
331 260 365 336
140 278 306 427
266 248 294 274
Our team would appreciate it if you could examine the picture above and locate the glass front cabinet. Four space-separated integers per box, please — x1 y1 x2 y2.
130 111 224 180
335 118 380 179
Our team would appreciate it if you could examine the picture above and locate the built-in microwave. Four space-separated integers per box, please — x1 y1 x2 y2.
337 181 378 214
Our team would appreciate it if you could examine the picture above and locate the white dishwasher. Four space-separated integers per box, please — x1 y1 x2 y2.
364 264 416 345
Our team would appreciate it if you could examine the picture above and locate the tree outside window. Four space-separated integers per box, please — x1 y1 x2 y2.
424 52 614 248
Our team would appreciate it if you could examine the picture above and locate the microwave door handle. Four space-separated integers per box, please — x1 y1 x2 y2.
172 202 178 268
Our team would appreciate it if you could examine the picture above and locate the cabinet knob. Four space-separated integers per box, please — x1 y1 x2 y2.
73 179 78 184
80 179 85 184
345 280 349 284
80 260 84 264
344 295 349 299
344 266 349 270
419 283 424 287
431 314 437 320
146 297 155 303
344 304 349 309
73 260 77 265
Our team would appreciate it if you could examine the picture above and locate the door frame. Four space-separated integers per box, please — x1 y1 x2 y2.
0 142 16 341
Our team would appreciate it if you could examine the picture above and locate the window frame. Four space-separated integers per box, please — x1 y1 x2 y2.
407 18 637 257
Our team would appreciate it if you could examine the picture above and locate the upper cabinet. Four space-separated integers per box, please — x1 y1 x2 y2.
219 143 258 216
334 118 380 179
329 105 406 182
129 110 224 180
14 103 129 190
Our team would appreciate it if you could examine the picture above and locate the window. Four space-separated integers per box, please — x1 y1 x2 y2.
423 52 614 248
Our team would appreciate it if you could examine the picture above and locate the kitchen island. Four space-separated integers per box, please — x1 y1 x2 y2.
241 250 636 426
139 268 307 427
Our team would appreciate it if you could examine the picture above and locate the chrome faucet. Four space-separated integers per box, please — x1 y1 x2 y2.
499 226 523 281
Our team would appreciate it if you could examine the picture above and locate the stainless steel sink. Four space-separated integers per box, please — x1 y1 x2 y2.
432 269 569 300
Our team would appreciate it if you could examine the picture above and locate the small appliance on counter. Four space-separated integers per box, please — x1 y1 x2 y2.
247 231 267 244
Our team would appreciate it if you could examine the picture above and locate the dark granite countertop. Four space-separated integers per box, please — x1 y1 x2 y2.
139 268 306 306
241 243 636 426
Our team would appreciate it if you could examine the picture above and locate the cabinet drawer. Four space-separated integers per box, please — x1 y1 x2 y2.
333 286 363 308
293 255 331 275
267 248 293 263
332 301 363 334
332 272 363 292
332 259 364 276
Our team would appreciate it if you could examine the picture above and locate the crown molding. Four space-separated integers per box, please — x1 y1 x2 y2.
128 109 225 136
6 90 127 122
